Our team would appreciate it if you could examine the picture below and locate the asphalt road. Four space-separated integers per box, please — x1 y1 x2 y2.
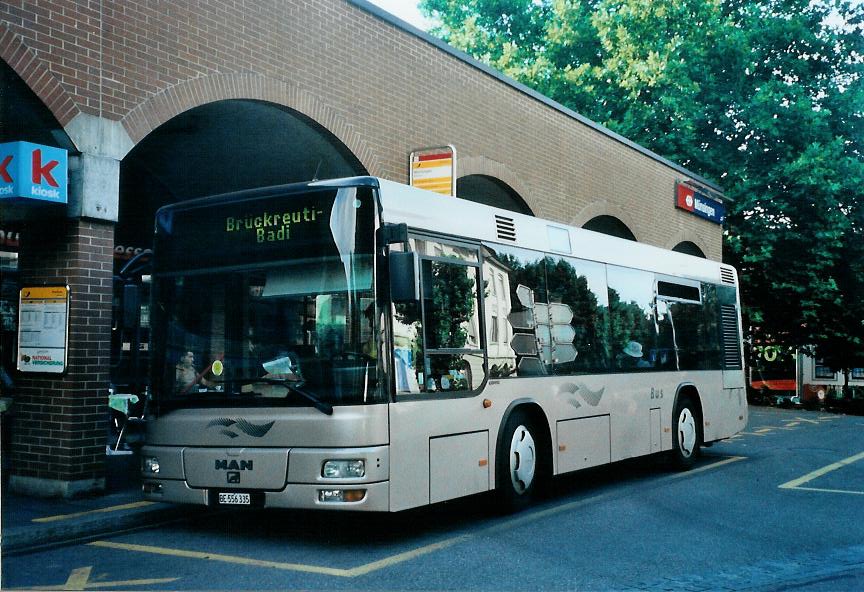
4 406 863 591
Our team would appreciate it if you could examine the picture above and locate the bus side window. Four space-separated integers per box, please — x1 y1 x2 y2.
545 255 610 374
654 299 677 370
392 299 423 394
607 266 656 371
419 257 483 392
392 240 484 394
670 284 722 370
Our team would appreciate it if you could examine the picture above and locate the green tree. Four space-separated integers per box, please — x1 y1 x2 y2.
813 189 864 390
421 0 864 378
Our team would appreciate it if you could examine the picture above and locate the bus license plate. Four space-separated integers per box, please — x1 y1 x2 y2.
218 492 251 505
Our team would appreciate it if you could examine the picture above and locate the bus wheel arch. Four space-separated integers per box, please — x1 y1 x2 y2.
494 400 552 511
671 384 703 469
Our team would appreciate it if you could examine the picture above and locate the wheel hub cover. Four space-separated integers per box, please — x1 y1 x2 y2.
509 425 536 493
677 408 696 457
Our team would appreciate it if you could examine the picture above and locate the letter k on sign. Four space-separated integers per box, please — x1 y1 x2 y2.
0 155 12 183
32 149 59 187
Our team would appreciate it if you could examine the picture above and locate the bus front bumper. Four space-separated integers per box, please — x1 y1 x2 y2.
141 443 391 511
142 478 390 511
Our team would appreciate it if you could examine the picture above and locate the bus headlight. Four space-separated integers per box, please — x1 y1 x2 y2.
143 456 160 474
322 459 365 478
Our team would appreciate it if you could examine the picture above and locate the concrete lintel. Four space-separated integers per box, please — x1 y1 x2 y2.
9 474 107 499
65 113 134 161
66 153 120 222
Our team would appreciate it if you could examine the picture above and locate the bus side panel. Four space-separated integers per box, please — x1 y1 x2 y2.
388 397 501 512
429 431 490 504
388 370 746 511
700 379 748 443
557 415 611 472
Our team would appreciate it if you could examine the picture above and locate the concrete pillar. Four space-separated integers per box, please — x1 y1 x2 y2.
9 146 121 498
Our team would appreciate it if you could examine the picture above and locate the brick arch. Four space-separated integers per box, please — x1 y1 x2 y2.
457 155 536 213
664 230 711 258
570 200 643 242
119 73 379 172
0 24 81 129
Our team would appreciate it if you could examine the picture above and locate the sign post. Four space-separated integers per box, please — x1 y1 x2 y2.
17 286 70 374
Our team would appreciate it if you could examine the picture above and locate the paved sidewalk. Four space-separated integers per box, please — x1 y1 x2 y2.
1 451 205 555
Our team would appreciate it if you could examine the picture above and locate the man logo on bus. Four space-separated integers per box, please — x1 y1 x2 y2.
215 459 254 471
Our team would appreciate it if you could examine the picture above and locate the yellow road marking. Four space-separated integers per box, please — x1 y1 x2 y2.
90 536 474 578
779 450 864 494
9 565 178 591
65 566 91 590
89 541 350 577
87 456 745 578
785 486 864 496
33 501 156 523
671 455 746 478
345 534 473 576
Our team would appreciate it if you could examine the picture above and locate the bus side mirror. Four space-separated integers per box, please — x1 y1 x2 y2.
389 251 419 303
377 223 408 245
122 284 141 327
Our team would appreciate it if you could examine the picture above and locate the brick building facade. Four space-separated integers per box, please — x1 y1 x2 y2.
0 0 727 496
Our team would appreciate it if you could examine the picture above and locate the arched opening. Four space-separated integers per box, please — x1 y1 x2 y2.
0 60 75 151
0 60 76 375
582 215 636 241
118 99 367 252
456 174 533 216
111 99 368 392
672 241 706 258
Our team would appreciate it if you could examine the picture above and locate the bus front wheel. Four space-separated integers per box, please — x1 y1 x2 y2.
670 396 701 469
496 411 542 511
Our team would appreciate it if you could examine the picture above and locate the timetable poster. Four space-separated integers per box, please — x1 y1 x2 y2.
17 286 70 373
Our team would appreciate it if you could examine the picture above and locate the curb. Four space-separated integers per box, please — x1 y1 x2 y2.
2 502 205 556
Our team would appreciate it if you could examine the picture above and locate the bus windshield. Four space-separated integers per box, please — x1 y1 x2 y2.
150 185 381 410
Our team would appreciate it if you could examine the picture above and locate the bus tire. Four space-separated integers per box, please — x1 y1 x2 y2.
670 395 701 469
496 410 543 512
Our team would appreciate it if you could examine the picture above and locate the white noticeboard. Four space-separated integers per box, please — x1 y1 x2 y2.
409 145 456 197
17 285 70 374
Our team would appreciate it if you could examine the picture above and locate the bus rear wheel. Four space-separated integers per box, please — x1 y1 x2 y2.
496 411 543 512
670 396 701 469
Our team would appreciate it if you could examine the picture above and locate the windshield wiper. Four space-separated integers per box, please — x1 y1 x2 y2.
256 378 334 416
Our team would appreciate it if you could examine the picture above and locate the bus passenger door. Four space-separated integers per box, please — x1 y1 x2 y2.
386 237 491 511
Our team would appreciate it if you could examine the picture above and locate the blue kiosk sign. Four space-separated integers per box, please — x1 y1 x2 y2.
0 141 68 204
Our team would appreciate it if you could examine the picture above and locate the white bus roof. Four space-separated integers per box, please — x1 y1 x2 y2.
375 177 737 288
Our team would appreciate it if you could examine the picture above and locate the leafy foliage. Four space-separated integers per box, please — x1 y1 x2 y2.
421 0 864 375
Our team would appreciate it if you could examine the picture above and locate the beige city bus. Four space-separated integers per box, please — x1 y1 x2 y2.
141 176 747 512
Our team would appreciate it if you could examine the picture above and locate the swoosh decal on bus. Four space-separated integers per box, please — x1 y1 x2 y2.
235 418 276 437
558 383 605 407
207 418 236 428
576 384 605 407
206 418 276 438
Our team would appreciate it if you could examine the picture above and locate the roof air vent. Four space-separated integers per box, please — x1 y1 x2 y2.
495 215 516 242
720 266 736 285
